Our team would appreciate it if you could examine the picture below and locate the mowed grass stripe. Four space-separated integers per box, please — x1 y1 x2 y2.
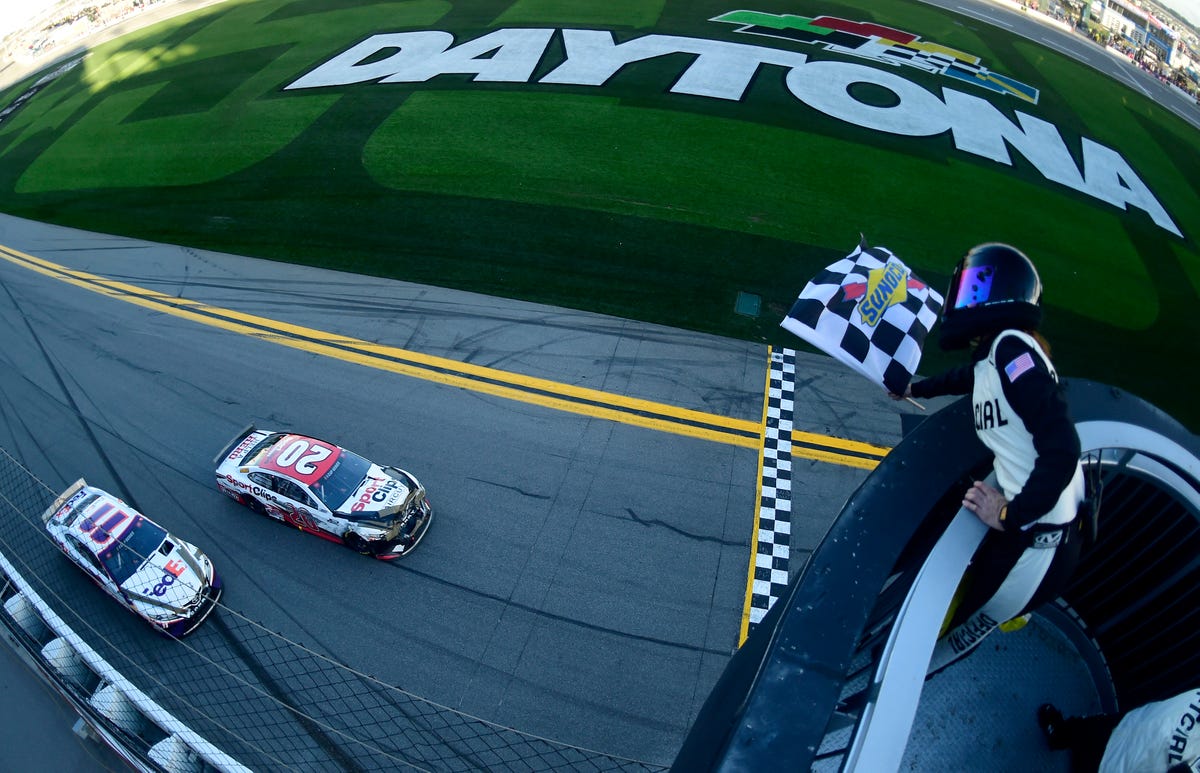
0 244 764 448
1 0 1197 426
360 89 1158 330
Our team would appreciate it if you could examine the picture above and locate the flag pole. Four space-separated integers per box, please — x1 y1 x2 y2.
905 396 926 411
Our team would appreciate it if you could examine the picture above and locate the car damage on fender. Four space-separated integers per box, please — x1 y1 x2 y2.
42 480 222 637
213 424 433 560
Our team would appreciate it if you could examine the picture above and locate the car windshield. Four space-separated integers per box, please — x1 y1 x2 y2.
243 433 284 465
99 516 167 585
309 449 373 511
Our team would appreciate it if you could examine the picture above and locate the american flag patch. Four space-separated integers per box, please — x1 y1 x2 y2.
1004 352 1036 382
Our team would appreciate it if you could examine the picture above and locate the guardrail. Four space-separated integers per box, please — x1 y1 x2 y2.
0 548 249 772
0 446 665 772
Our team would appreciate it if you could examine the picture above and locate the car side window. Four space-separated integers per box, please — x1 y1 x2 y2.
66 534 104 576
249 472 291 496
247 472 314 506
277 480 312 506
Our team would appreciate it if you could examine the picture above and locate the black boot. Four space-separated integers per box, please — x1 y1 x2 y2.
1037 703 1069 750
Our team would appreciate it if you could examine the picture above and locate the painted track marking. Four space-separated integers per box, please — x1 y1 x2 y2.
0 243 891 464
2 244 897 649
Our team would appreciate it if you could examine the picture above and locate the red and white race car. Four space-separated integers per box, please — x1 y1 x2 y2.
42 480 222 637
213 425 433 560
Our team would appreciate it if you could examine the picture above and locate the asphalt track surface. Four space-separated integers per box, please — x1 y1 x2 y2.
6 0 1186 768
922 0 1200 132
0 213 922 768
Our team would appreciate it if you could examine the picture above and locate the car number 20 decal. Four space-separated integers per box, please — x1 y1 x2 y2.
276 439 332 475
282 504 321 533
261 436 339 484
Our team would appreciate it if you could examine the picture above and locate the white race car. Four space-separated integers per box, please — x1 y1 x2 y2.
213 425 433 560
42 480 222 637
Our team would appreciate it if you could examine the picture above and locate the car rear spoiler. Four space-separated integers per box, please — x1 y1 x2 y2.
212 423 258 466
40 478 87 524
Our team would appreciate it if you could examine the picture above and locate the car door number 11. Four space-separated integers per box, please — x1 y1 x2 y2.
80 503 130 544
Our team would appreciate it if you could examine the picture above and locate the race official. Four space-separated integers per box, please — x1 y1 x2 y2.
893 243 1085 674
1038 688 1200 772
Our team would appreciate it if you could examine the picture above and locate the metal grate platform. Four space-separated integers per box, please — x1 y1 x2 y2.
903 611 1105 771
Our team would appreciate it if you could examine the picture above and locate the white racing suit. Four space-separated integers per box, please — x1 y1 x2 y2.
915 330 1084 674
1102 688 1200 772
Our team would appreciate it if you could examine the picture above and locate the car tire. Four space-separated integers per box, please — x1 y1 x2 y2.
344 532 370 555
242 495 267 516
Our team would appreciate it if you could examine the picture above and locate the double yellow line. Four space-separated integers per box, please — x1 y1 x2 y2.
792 430 888 470
3 241 893 648
0 243 890 466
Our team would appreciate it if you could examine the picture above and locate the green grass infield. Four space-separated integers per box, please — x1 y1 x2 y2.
1 0 1197 428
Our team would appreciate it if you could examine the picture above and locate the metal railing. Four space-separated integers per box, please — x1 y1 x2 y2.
674 379 1200 771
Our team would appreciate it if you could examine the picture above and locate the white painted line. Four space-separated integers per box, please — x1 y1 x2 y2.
1037 37 1080 59
991 27 1151 101
1108 67 1154 97
954 5 1015 27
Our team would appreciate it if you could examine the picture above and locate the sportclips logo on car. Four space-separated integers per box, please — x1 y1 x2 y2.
285 11 1181 237
351 477 402 512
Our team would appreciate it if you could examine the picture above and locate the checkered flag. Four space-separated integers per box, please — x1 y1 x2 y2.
781 237 943 394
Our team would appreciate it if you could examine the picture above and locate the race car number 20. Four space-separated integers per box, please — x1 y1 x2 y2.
275 439 333 476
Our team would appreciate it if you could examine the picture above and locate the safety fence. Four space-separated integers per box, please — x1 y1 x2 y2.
0 445 664 772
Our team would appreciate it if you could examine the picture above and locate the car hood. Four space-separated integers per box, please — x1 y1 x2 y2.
336 466 413 517
120 541 209 615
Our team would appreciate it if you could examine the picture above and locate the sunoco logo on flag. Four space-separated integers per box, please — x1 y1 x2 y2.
781 239 944 394
846 260 920 328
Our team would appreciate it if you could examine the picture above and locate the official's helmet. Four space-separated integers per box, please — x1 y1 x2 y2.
939 243 1042 350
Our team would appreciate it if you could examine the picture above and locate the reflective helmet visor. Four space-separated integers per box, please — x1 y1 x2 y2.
949 263 997 309
944 245 1042 313
938 243 1043 350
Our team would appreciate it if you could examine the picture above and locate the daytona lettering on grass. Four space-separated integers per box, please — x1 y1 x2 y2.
286 28 1180 237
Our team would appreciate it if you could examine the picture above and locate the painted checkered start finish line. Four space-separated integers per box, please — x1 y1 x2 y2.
748 348 796 635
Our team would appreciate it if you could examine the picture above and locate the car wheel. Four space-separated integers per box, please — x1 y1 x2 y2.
242 495 267 516
344 532 370 554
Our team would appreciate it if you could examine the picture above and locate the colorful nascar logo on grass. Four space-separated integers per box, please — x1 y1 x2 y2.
712 10 1040 104
842 262 928 328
